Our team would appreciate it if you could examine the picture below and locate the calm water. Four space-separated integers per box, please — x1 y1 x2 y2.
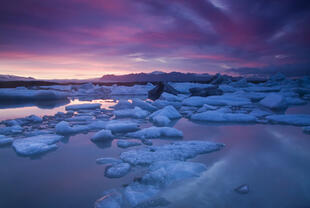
0 100 310 208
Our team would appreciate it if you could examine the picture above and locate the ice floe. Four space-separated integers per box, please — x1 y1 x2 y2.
266 114 310 126
151 115 171 126
259 93 288 110
141 161 207 186
302 126 310 134
112 100 133 110
65 103 101 111
114 107 149 119
191 111 257 123
120 141 224 166
182 94 252 107
12 134 63 156
117 140 141 148
105 163 131 178
0 88 69 101
0 135 13 146
95 140 224 207
149 105 181 120
96 157 123 165
91 129 115 142
126 127 183 139
105 120 140 134
131 98 157 112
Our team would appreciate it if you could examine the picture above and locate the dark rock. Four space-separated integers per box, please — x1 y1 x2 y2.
189 86 223 97
148 82 178 100
234 184 249 194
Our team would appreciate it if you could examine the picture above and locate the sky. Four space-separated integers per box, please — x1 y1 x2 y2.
0 0 310 79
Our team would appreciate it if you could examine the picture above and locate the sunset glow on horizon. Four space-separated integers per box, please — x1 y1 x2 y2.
1 0 310 79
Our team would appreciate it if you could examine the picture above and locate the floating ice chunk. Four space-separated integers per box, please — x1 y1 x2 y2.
91 129 114 142
66 115 94 122
65 103 101 111
244 86 281 92
303 126 310 134
94 189 122 208
120 141 224 166
219 84 236 93
231 78 248 88
152 116 171 126
111 84 153 95
142 161 207 186
152 100 182 109
105 163 131 178
126 127 183 139
132 98 157 112
196 104 218 113
12 134 63 156
285 97 307 105
112 100 133 110
105 120 139 133
266 114 310 126
0 88 69 101
170 82 213 94
55 121 89 135
96 157 122 165
183 95 251 107
0 125 23 135
191 111 257 123
123 183 160 207
259 93 288 110
117 140 141 148
249 109 272 117
149 105 181 120
159 92 183 102
25 115 42 123
114 107 149 119
0 135 13 146
3 119 20 126
24 130 53 137
270 72 286 82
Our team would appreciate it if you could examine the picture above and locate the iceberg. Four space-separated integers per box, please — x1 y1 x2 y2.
131 98 157 112
302 126 310 134
191 111 257 123
126 127 183 139
0 135 13 146
141 161 207 186
96 157 122 165
259 93 288 110
91 129 114 142
24 115 43 123
12 134 63 156
105 163 131 178
182 94 252 107
149 105 181 120
120 141 224 166
105 120 139 133
112 100 133 110
0 88 69 101
151 115 171 126
159 92 183 102
117 140 141 148
65 103 101 111
114 107 149 119
0 125 23 135
55 121 89 135
266 114 310 126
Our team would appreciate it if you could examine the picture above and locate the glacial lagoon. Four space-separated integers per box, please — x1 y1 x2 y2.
1 76 310 208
